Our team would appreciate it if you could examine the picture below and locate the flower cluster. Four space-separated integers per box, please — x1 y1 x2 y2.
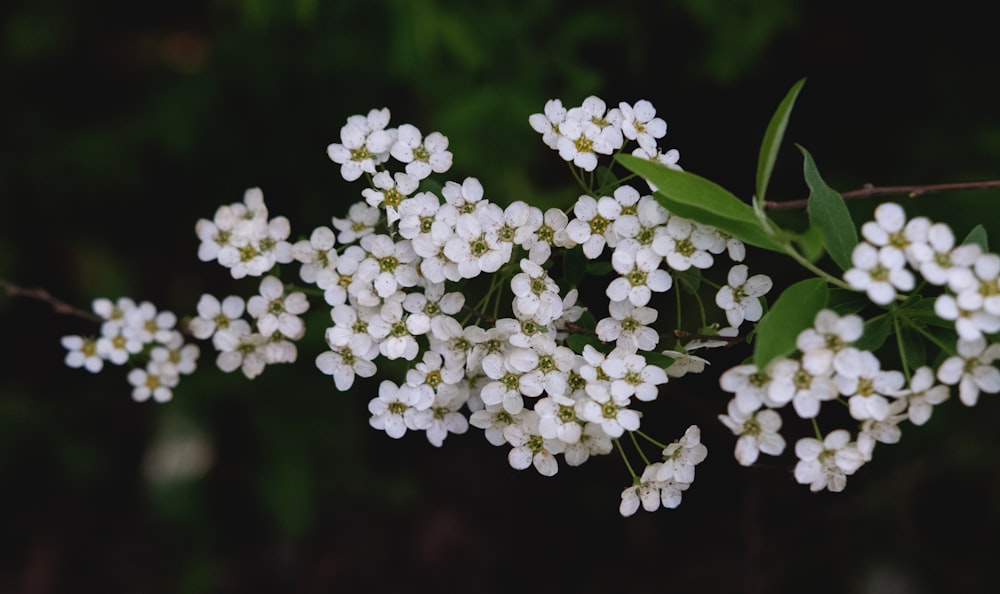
188 275 310 379
718 201 1000 492
61 297 199 402
529 97 679 174
56 87 1000 517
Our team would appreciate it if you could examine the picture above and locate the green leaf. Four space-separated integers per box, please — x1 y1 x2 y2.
796 224 826 263
899 297 955 330
643 350 675 369
800 145 857 270
854 314 892 352
826 287 869 315
753 277 829 367
567 332 610 354
616 154 786 252
962 224 989 251
897 324 927 370
755 78 806 206
674 268 702 294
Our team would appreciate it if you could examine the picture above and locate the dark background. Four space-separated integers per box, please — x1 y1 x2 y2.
3 1 1000 592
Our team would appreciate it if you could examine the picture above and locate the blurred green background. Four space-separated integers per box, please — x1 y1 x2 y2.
3 0 1000 592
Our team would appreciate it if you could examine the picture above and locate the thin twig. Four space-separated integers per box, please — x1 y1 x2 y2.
0 278 101 322
764 180 1000 210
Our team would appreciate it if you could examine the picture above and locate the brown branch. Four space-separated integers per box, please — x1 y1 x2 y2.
764 180 1000 210
0 278 101 322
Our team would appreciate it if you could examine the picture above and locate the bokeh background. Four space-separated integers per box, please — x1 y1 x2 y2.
3 1 1000 592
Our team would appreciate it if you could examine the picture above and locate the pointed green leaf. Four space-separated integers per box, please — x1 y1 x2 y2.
617 154 786 252
753 277 829 367
800 145 858 270
962 224 989 251
755 78 806 206
854 313 892 352
898 325 927 370
643 350 676 370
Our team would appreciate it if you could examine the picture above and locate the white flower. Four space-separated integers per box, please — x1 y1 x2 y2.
61 335 103 373
368 380 417 439
410 391 469 447
188 294 246 341
614 191 665 246
361 171 418 226
936 337 1000 406
315 335 378 391
367 299 427 361
595 300 659 352
718 399 786 466
209 189 294 279
469 402 526 447
444 212 511 279
96 322 144 366
441 177 485 215
405 350 464 411
332 201 381 245
605 350 669 402
651 216 716 271
315 245 366 307
292 226 338 284
833 350 905 421
657 425 708 484
767 357 838 418
715 264 772 328
619 99 667 151
402 283 464 341
933 292 1000 342
150 335 200 377
122 301 177 346
528 99 567 150
504 411 564 476
658 349 708 378
397 191 450 240
856 398 908 461
576 390 641 439
843 241 914 304
605 245 672 307
565 195 622 259
508 335 575 397
620 462 684 517
899 366 949 425
246 276 309 339
719 363 773 413
562 421 614 467
556 96 623 171
510 258 564 324
214 329 268 379
955 253 1000 317
795 309 864 376
357 234 419 299
534 394 584 443
524 207 571 263
92 296 135 332
390 123 453 180
128 361 179 403
860 202 913 260
793 429 865 492
327 108 394 181
907 221 980 286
